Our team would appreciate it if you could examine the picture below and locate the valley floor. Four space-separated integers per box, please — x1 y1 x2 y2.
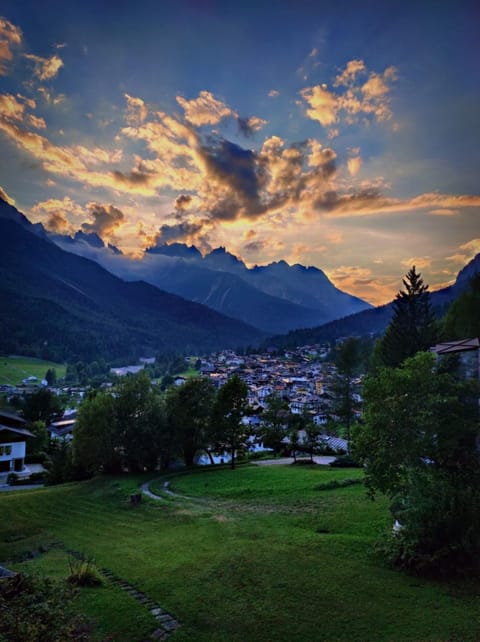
1 465 479 641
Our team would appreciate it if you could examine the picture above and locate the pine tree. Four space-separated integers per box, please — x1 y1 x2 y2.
379 266 437 367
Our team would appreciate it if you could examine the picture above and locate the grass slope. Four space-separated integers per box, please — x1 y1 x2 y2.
0 355 66 386
1 466 479 641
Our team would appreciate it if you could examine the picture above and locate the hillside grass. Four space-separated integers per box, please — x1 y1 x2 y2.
1 466 479 641
0 355 66 386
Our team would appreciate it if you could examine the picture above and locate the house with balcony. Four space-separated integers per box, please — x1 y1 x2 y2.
0 411 34 480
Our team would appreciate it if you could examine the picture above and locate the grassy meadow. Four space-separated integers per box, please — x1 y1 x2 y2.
1 464 479 641
0 355 66 386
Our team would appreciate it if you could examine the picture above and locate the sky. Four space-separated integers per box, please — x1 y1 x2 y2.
0 0 479 305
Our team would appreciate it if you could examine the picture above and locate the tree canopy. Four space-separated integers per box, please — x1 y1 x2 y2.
354 352 480 576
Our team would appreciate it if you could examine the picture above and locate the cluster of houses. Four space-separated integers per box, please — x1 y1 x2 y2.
1 338 479 481
200 345 353 429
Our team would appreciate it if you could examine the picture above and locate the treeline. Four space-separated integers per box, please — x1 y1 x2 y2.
56 371 250 481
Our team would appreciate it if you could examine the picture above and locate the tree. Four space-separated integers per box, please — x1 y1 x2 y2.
354 352 480 576
45 368 57 386
165 377 216 466
72 391 119 475
378 266 437 368
29 420 48 457
332 337 363 452
261 394 291 454
211 375 249 469
115 371 164 472
22 388 62 424
441 273 480 340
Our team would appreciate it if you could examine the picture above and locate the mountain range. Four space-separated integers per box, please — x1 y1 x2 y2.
49 231 372 335
0 199 263 362
1 195 478 362
265 252 480 349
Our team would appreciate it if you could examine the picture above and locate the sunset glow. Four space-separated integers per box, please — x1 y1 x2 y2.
0 2 478 305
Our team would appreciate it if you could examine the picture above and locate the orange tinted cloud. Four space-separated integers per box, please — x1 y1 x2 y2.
82 203 126 238
301 60 398 132
327 265 397 305
24 53 63 81
176 90 234 126
0 93 25 121
0 17 22 75
124 93 148 126
347 156 362 177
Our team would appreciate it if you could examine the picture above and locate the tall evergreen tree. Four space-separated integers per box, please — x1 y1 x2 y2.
378 266 437 367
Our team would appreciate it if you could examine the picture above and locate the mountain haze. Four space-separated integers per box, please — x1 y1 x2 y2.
50 236 372 334
0 200 263 362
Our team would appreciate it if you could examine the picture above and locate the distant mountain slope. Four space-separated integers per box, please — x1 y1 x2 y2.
49 234 372 334
0 212 263 362
266 255 480 349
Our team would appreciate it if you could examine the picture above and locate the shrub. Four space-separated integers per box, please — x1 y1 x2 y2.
0 572 91 641
6 472 18 485
329 455 361 468
315 478 363 491
67 556 103 587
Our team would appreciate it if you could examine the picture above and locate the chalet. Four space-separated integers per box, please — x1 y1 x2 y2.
0 411 34 479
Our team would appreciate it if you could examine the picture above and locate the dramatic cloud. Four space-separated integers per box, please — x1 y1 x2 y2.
154 220 205 244
347 156 362 177
0 184 15 204
177 90 234 126
334 59 366 86
300 60 398 132
30 196 85 232
0 93 26 121
23 53 63 81
0 17 22 75
327 265 398 306
43 210 73 233
268 89 280 98
243 239 266 253
300 84 337 127
27 114 46 129
124 93 148 126
174 194 193 211
237 115 267 137
82 203 126 238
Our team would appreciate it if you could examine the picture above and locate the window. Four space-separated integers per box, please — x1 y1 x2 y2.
0 445 12 456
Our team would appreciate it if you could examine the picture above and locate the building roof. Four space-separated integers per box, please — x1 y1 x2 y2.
0 424 35 438
431 337 480 355
0 410 26 426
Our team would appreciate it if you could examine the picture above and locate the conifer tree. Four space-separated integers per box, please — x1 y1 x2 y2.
378 266 437 367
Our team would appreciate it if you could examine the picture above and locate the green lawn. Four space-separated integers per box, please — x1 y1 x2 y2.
0 355 66 386
1 465 479 641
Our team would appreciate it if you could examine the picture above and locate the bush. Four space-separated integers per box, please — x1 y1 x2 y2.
0 572 91 641
315 478 363 491
67 556 103 587
329 455 361 468
382 470 480 577
9 472 45 486
6 472 18 485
